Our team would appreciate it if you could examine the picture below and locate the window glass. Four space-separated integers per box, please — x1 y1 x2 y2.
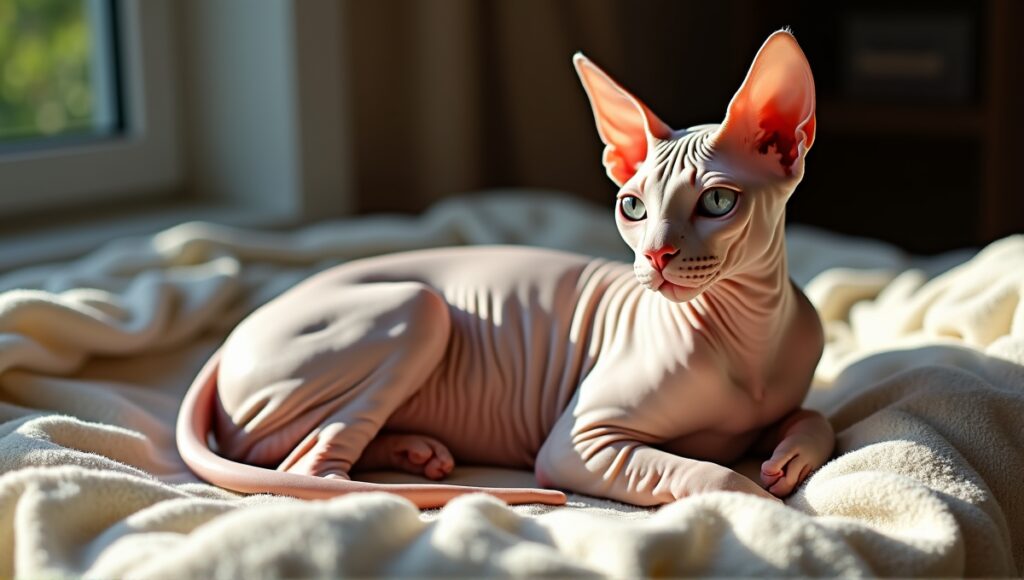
0 0 120 146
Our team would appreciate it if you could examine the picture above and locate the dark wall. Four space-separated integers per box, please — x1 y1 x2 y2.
344 0 1024 253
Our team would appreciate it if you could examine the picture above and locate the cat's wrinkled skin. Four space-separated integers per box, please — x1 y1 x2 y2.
176 31 834 508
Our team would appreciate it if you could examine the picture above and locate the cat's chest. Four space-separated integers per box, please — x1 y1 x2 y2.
715 366 809 432
684 310 821 435
654 361 810 463
701 328 818 430
589 306 816 440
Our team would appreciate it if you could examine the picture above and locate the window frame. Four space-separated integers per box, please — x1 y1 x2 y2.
0 0 180 216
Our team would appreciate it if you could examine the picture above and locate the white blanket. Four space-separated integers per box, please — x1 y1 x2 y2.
0 191 1021 577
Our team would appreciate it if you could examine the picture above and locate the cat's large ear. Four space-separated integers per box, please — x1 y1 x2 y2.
714 31 816 178
574 53 672 187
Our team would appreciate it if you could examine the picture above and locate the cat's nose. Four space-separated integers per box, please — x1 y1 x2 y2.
644 245 679 271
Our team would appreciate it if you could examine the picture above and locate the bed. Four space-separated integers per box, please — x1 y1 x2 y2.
1 191 1021 577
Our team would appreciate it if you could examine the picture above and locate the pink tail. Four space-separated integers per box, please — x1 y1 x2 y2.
175 349 567 509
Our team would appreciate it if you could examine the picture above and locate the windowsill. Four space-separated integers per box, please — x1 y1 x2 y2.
0 199 298 273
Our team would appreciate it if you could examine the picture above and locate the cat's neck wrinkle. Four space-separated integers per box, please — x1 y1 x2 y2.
690 228 795 397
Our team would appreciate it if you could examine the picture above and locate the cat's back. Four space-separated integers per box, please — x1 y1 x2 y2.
289 245 632 340
299 245 609 291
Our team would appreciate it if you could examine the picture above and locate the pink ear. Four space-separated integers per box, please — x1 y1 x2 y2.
574 53 672 186
715 31 816 178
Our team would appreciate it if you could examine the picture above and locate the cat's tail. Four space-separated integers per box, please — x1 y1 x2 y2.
175 349 568 509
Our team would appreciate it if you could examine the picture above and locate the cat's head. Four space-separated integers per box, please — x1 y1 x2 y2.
575 31 815 302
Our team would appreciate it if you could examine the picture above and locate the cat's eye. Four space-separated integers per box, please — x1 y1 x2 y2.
620 195 647 221
697 188 737 217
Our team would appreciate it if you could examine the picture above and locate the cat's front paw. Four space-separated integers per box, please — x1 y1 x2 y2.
696 463 782 503
760 431 831 497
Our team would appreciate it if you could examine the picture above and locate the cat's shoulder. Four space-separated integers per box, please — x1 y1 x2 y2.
788 280 825 359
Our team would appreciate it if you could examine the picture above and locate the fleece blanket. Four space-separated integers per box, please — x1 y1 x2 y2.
0 191 1021 577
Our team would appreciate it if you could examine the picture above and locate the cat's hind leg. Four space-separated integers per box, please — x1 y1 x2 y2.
215 281 452 482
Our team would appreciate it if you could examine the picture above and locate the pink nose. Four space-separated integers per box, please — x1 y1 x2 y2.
644 245 679 271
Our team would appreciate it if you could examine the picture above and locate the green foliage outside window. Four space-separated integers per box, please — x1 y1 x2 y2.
0 0 97 141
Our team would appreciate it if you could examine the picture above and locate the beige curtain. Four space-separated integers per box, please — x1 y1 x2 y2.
342 0 756 214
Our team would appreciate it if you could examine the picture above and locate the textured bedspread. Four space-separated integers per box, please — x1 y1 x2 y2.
0 191 1021 577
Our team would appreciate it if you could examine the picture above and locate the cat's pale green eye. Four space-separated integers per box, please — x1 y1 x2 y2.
698 188 737 217
620 195 647 221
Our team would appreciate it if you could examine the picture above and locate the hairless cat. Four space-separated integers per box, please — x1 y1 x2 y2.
177 30 834 509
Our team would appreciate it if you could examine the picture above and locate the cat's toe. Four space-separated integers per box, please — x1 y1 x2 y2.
402 439 434 465
423 457 452 480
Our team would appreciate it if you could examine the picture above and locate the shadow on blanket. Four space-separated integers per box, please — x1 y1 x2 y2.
800 345 1023 574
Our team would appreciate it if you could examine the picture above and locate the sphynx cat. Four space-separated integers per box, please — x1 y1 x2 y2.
177 31 834 509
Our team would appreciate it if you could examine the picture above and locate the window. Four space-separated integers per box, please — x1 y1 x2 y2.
0 0 179 216
0 0 121 150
